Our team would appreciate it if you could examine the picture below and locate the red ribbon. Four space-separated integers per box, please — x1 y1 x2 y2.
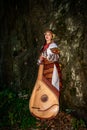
43 43 50 51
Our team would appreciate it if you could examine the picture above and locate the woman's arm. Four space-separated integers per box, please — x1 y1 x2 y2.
46 47 60 62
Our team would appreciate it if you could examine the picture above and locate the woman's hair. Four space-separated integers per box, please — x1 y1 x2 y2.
44 29 53 37
40 29 54 53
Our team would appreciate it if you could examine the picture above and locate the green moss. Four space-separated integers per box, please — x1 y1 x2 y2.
0 88 37 129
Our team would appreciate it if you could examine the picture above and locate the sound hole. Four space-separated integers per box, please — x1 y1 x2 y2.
41 94 48 102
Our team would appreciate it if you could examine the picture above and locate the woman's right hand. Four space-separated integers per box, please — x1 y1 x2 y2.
37 55 44 65
39 55 44 61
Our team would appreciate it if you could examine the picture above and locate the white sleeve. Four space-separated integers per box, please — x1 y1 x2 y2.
46 43 59 62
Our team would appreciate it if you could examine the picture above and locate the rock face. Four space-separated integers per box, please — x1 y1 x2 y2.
0 0 87 121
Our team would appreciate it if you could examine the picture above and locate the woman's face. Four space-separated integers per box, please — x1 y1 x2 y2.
44 31 53 43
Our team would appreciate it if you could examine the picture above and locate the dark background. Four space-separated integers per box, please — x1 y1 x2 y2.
0 0 87 129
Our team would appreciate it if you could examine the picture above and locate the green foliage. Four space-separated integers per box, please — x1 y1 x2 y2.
71 118 86 130
65 108 73 114
0 88 36 129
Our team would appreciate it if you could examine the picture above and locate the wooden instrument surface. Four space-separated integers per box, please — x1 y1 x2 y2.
29 64 59 119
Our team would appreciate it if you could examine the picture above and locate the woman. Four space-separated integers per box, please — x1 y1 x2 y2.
29 29 62 119
37 30 62 97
